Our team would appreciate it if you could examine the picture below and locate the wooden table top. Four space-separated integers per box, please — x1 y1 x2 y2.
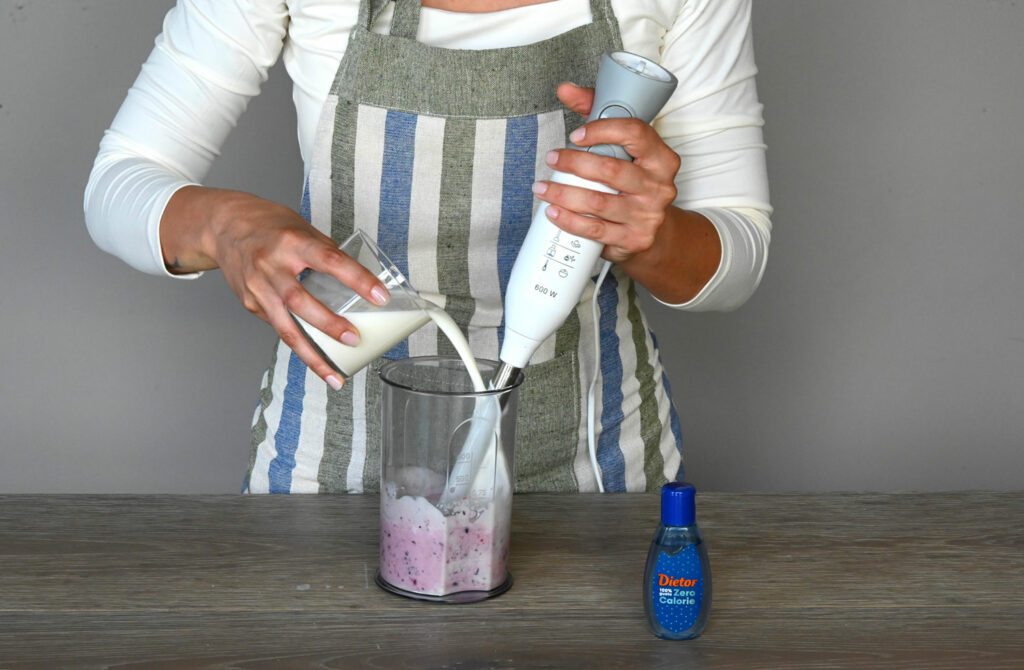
1 492 1022 668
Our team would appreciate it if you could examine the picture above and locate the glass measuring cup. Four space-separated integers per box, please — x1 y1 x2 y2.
292 230 430 381
376 356 524 603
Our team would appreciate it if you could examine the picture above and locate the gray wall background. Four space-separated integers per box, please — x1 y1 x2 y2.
1 1 1020 493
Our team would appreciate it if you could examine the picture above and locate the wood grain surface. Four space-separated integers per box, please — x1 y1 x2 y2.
1 492 1022 669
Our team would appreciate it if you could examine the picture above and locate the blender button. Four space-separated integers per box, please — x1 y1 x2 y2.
598 104 632 119
587 144 619 159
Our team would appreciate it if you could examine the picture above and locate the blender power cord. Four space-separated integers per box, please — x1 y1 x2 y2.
586 259 613 493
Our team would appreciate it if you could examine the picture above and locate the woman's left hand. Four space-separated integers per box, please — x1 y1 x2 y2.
534 83 681 264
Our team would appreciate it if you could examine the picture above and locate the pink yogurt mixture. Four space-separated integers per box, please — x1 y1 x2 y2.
379 475 509 597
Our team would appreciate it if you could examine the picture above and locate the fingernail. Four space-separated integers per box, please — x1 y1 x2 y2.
326 375 343 391
341 330 360 346
569 127 585 143
546 150 559 165
370 286 389 305
547 205 560 220
532 181 548 195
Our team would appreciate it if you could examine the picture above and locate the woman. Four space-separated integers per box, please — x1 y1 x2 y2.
85 0 771 493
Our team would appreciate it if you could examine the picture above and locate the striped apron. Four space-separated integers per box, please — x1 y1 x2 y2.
245 0 683 494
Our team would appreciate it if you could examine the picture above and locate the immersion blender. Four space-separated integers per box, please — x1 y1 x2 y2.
494 50 678 386
442 52 678 503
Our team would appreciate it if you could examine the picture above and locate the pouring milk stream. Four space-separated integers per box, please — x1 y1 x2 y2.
291 231 505 500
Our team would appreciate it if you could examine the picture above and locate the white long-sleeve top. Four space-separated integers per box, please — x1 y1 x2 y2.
84 0 771 310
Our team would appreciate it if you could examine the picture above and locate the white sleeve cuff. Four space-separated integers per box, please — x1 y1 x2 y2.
655 206 771 312
84 148 202 279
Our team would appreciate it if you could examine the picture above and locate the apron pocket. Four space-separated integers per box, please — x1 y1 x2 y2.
513 350 582 492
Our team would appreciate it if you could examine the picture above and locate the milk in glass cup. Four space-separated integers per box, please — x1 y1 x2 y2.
292 230 429 381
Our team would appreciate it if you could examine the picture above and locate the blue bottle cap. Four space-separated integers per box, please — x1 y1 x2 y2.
661 482 697 527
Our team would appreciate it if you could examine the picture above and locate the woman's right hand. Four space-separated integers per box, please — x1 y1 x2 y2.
160 186 390 390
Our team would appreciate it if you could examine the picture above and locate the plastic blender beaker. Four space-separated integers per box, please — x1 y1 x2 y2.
376 356 524 603
292 230 430 381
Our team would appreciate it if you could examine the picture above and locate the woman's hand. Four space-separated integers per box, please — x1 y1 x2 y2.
161 186 390 389
538 83 680 264
533 83 722 304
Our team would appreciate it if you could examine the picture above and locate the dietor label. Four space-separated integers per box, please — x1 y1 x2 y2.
651 544 703 633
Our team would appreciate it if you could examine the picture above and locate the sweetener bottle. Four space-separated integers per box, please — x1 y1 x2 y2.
643 482 712 640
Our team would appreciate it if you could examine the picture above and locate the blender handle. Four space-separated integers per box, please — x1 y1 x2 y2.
497 51 678 371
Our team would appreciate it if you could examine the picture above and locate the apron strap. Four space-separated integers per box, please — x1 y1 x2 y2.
588 0 613 24
391 0 422 40
358 0 398 32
